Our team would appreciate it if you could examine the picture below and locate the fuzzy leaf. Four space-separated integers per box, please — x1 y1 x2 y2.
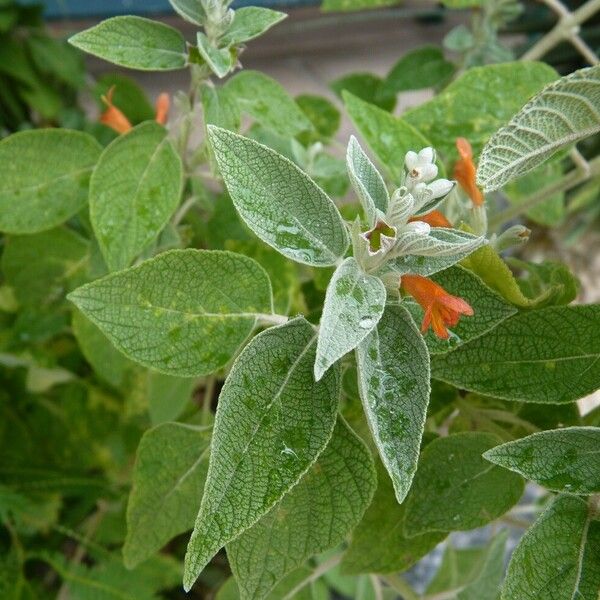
90 122 183 272
404 432 524 536
221 7 286 45
68 249 273 377
124 423 211 568
432 306 600 404
208 126 348 266
69 16 188 71
0 130 101 234
502 495 600 600
227 418 376 600
346 135 389 223
184 318 340 591
169 0 205 25
315 257 386 380
484 426 600 495
356 304 430 503
478 65 600 191
197 32 232 78
201 84 241 131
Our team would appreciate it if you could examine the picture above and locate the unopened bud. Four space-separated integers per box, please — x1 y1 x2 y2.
492 225 530 252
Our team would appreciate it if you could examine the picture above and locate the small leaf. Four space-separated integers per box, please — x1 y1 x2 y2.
341 461 446 575
404 432 524 536
484 426 600 495
227 418 376 600
478 65 600 191
346 135 389 223
197 32 232 78
90 122 183 272
0 130 102 234
381 46 455 96
124 423 211 568
502 495 600 600
344 91 433 178
403 62 557 157
332 72 396 112
357 304 430 503
220 7 286 45
208 126 349 266
432 306 600 404
68 249 273 377
224 71 312 137
169 0 205 25
201 84 241 131
296 94 341 143
69 16 188 71
183 318 340 590
315 257 386 380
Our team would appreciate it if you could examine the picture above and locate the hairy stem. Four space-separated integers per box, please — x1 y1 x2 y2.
381 574 420 600
282 554 342 600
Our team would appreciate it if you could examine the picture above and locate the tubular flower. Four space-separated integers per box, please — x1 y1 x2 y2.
409 210 452 228
155 92 170 126
100 86 132 134
401 274 474 339
454 137 484 206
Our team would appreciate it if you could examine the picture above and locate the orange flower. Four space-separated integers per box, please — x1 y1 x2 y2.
409 210 452 228
402 274 473 339
155 92 170 126
454 138 484 207
100 86 132 134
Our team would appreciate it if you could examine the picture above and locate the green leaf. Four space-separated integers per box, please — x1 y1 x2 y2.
0 130 102 234
356 304 430 503
315 257 386 380
68 249 273 377
208 126 349 266
197 32 233 78
341 461 446 575
224 71 312 137
332 73 396 112
432 305 600 404
404 432 524 536
27 34 85 89
403 62 558 157
69 16 187 71
169 0 205 25
502 495 600 600
322 0 401 15
227 418 376 600
484 426 600 495
405 266 517 355
346 135 389 223
220 7 286 45
343 91 434 179
90 122 183 272
478 65 600 191
183 317 340 590
296 94 341 143
201 84 241 132
381 46 455 96
144 371 196 425
123 422 211 568
2 227 89 307
216 568 319 600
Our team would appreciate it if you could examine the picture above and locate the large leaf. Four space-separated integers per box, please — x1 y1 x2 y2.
227 418 376 600
315 257 386 381
220 7 286 46
68 249 273 377
183 318 340 591
403 62 557 157
344 91 433 178
356 304 430 503
0 130 101 234
404 265 517 355
341 461 446 575
478 65 600 191
502 495 600 600
224 71 311 137
124 423 211 568
69 16 187 71
484 426 600 495
432 306 600 404
90 122 183 272
208 126 349 266
404 432 524 536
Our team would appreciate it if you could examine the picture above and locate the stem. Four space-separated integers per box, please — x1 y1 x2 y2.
381 574 420 600
172 196 197 226
257 313 289 327
489 154 600 229
282 554 342 600
371 575 384 600
425 588 467 600
202 376 216 421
